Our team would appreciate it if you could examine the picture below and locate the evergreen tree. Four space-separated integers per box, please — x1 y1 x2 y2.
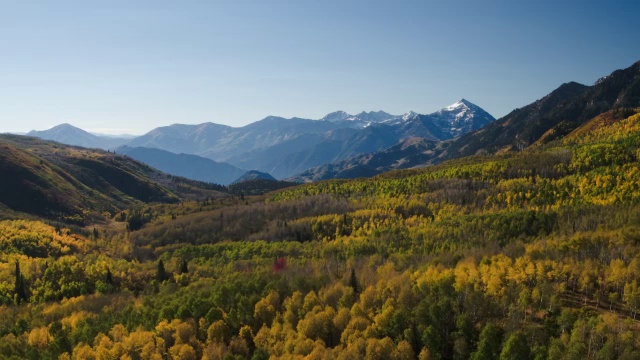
157 259 169 282
14 261 27 304
106 267 114 285
348 268 360 294
180 258 189 274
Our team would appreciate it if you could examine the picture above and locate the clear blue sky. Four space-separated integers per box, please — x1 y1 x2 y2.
1 0 639 135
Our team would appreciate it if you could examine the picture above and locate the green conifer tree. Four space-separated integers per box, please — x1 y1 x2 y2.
14 261 27 304
157 259 169 282
180 259 189 274
106 267 114 285
348 268 360 294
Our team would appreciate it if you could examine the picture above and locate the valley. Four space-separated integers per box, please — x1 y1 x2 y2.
1 4 639 356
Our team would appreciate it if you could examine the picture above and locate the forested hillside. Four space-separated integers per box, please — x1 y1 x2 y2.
1 109 640 359
0 135 227 225
439 60 640 161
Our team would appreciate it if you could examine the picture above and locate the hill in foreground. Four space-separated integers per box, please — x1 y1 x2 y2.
0 134 226 224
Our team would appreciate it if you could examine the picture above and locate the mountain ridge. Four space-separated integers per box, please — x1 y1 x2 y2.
27 124 132 150
439 60 640 160
290 60 640 182
116 146 247 186
27 100 495 180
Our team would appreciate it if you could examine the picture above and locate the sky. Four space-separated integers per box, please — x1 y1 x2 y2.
1 0 639 135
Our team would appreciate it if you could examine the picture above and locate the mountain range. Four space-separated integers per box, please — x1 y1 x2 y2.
292 60 640 181
125 99 494 176
22 60 640 185
25 99 495 181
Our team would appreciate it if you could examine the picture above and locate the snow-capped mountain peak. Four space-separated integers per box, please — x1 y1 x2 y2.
321 110 398 123
321 111 352 122
402 111 420 121
427 98 495 137
443 99 474 111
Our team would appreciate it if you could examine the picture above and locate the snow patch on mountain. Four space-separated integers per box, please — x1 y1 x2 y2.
321 111 351 122
401 111 419 121
427 99 495 138
319 100 494 137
